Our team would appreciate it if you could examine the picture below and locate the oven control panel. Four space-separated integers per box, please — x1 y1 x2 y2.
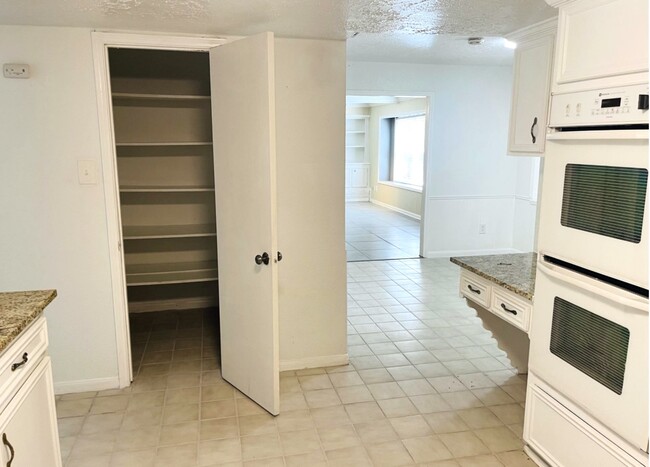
549 84 649 127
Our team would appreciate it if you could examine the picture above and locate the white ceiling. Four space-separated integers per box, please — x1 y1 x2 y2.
0 0 557 65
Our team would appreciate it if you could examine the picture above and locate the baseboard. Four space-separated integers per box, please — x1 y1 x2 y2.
425 248 520 258
280 354 349 372
54 376 120 395
370 199 421 220
346 197 370 202
128 297 218 313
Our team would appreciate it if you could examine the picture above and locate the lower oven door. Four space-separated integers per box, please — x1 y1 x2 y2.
529 258 648 450
537 133 648 289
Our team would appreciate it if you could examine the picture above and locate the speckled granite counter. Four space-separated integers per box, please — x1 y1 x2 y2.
0 290 56 354
450 253 537 301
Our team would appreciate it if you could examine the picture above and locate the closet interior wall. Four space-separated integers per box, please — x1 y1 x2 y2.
108 48 219 313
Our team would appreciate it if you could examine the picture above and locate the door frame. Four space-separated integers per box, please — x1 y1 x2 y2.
91 31 234 388
345 89 434 257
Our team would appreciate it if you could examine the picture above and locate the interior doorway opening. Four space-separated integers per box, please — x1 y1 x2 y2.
345 95 429 262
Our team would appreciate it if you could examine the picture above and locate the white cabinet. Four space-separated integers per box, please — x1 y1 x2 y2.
345 116 370 201
0 318 61 467
507 19 557 155
548 0 648 92
345 163 370 201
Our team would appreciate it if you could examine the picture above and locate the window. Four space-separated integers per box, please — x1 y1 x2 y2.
379 114 426 188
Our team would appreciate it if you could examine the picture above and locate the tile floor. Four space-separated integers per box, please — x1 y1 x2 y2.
346 202 420 261
56 258 536 466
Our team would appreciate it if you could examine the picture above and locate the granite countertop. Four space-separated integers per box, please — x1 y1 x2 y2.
0 290 57 354
450 253 537 301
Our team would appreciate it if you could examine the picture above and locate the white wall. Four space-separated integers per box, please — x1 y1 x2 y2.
348 61 536 256
513 157 540 252
275 38 348 369
0 26 119 390
367 99 425 218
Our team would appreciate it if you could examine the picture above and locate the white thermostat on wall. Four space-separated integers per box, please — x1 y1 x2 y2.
3 63 30 79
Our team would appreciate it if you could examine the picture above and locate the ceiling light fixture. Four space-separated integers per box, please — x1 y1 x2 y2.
467 37 484 45
503 39 518 49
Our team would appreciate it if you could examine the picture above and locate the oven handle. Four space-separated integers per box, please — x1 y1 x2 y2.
547 129 648 140
537 260 648 313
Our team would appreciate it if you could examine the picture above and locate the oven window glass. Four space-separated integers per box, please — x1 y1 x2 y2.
550 297 630 395
561 164 647 243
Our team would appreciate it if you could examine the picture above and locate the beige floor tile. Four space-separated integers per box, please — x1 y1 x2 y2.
345 401 386 423
304 388 342 408
310 405 352 428
495 449 538 466
165 387 200 405
472 388 516 406
243 457 284 466
155 442 197 467
377 397 419 418
440 391 484 410
439 431 491 457
402 435 453 463
275 409 314 433
239 413 277 436
368 382 406 400
81 413 124 435
428 376 467 393
60 391 98 401
56 398 93 418
328 371 365 388
285 449 328 466
70 431 117 458
355 419 399 444
201 399 237 419
298 374 333 390
501 384 527 403
90 395 129 414
166 372 201 389
457 373 498 390
389 415 433 439
128 391 165 410
139 364 171 378
415 363 452 378
58 416 85 437
198 438 242 465
237 397 268 416
158 420 199 446
122 406 163 430
59 435 76 459
366 440 414 467
397 378 435 396
410 394 452 414
457 454 504 466
424 412 470 434
280 376 302 393
200 417 239 441
415 460 460 467
458 407 504 429
508 423 524 439
162 402 199 425
474 426 523 452
318 424 362 451
358 368 394 384
378 353 411 367
280 392 309 411
241 433 283 461
66 453 111 467
325 446 373 467
115 425 160 451
336 385 374 404
279 428 321 456
110 448 156 467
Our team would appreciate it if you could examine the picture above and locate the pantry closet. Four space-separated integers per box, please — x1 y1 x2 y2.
108 49 219 313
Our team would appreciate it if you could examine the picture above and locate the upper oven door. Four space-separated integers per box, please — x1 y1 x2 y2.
530 258 648 450
538 132 649 289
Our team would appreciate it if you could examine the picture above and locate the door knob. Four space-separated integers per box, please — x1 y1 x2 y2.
277 251 283 262
255 252 270 265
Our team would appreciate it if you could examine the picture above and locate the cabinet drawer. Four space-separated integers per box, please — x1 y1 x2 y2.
460 271 491 308
0 317 48 412
490 288 531 333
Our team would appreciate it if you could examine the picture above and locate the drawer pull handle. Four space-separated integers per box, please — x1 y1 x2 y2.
11 353 28 371
500 303 518 315
3 433 14 466
467 285 481 294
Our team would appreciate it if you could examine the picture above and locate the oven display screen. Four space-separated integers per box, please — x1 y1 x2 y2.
551 297 629 395
601 97 622 108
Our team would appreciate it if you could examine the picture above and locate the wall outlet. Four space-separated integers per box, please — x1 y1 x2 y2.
3 63 30 79
479 223 487 235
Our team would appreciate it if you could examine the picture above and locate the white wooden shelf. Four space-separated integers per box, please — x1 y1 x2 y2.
345 145 365 148
115 142 213 147
122 224 216 240
112 92 211 101
119 185 215 193
346 130 365 134
126 261 218 286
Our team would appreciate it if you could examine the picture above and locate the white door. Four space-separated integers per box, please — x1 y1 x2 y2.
210 32 280 415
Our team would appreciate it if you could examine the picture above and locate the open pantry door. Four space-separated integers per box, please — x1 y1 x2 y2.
209 32 280 415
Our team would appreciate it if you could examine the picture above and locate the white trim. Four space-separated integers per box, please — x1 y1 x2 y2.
346 196 371 202
54 376 121 395
507 17 558 42
370 199 421 220
514 194 538 204
91 31 235 390
128 297 218 313
377 180 422 194
427 194 515 201
427 248 520 258
280 354 349 372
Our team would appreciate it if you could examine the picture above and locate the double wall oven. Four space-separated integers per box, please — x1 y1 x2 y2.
526 84 649 466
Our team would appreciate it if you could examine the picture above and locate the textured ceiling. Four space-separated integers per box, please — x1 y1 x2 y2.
0 0 557 64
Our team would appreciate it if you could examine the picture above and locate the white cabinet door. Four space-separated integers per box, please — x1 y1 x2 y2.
210 32 280 415
350 166 369 188
508 34 555 154
0 357 61 467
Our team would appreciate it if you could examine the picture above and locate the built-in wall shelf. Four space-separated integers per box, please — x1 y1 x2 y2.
122 224 216 240
345 145 365 148
115 142 213 148
112 92 211 102
119 185 215 193
126 261 218 286
346 130 365 134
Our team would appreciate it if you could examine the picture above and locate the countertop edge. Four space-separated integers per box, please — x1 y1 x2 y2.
450 257 534 301
0 289 57 354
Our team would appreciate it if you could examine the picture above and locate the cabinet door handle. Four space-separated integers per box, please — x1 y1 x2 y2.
254 252 270 265
3 433 14 467
467 285 481 294
530 117 538 144
500 303 518 315
10 353 28 372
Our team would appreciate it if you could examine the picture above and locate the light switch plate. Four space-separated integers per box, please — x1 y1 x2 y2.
3 64 30 79
78 160 98 185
